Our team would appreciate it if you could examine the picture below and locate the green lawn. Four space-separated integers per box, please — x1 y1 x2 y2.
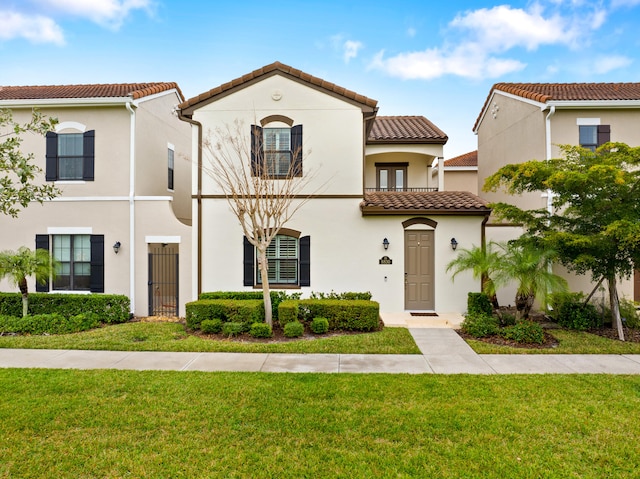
1 369 639 478
0 321 421 354
466 328 640 354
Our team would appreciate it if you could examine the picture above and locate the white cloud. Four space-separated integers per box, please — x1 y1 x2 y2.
370 3 609 80
592 54 632 73
343 40 363 63
611 0 640 7
0 10 64 44
33 0 153 29
0 0 152 44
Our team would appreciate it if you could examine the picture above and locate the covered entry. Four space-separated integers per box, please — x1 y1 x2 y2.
404 230 434 310
148 243 179 316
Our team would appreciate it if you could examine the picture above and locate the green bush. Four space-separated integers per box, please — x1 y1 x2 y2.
278 299 380 331
200 319 223 334
222 322 244 337
198 291 301 321
467 292 493 316
185 299 264 329
283 321 304 338
619 299 639 329
501 320 545 344
0 312 99 335
310 317 329 334
498 312 517 327
557 302 600 331
0 293 129 323
461 313 499 338
278 300 299 326
250 322 273 338
309 291 372 300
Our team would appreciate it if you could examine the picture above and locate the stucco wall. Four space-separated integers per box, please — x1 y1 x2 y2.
444 169 477 194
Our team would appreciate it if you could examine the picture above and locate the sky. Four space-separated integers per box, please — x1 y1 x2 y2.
2 0 640 158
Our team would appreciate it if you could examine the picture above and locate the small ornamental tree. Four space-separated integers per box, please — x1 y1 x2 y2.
0 247 57 317
446 242 502 309
485 142 640 340
202 120 319 326
0 108 60 217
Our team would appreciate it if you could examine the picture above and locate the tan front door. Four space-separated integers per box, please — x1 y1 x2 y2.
404 230 435 310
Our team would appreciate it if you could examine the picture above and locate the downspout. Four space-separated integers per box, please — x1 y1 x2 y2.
437 157 444 191
126 101 136 314
544 106 556 214
178 112 203 297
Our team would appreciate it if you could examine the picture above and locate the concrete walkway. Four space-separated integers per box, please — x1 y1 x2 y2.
1 327 640 374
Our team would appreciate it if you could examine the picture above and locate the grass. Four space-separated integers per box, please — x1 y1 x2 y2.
465 328 640 354
0 321 420 354
1 369 639 478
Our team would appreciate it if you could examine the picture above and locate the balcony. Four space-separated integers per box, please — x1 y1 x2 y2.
365 187 439 192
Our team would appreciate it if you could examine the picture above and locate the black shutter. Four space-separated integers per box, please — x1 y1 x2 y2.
35 235 50 292
250 125 263 176
598 125 610 146
291 125 303 177
243 236 255 286
45 132 58 181
90 235 104 293
299 235 310 287
83 130 95 181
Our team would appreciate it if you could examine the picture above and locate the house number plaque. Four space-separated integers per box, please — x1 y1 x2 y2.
379 256 392 265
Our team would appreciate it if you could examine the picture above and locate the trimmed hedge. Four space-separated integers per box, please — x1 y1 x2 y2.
0 312 100 335
461 312 499 338
0 293 129 324
278 299 380 332
283 321 304 338
198 291 301 321
467 292 493 316
185 299 264 330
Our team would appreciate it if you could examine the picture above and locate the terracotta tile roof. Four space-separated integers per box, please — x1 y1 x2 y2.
444 150 477 167
474 82 640 131
179 61 378 114
360 191 490 215
368 116 448 144
0 82 184 101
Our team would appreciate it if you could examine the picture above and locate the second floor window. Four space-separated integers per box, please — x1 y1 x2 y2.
251 124 302 178
376 163 407 191
46 130 95 181
579 125 610 152
168 147 175 190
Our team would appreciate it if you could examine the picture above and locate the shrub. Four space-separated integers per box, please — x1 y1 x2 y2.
310 317 329 334
619 299 639 329
501 320 545 344
198 291 301 321
185 299 264 329
278 300 299 326
557 301 600 331
310 291 372 300
200 318 223 334
0 312 99 335
461 313 499 338
222 322 244 337
467 292 493 316
283 321 304 338
250 322 273 338
498 312 517 327
0 293 129 323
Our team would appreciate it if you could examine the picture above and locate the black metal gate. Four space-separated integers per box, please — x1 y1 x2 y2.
148 244 179 317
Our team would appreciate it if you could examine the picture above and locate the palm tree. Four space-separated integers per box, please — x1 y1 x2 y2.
446 242 502 309
0 247 56 317
494 242 568 320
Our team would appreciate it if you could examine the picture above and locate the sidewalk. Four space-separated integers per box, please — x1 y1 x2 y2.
1 327 640 374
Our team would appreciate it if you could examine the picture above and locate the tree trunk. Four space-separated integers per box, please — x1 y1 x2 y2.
482 277 499 310
258 248 273 327
515 292 532 320
608 276 625 341
18 277 28 318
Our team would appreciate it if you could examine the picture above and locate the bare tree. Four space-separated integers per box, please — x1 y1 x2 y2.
202 119 319 326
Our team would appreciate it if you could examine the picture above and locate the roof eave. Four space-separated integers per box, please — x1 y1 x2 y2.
360 206 491 216
0 97 134 107
367 138 448 145
546 99 640 108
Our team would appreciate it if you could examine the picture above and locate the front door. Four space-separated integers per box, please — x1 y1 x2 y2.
404 230 434 310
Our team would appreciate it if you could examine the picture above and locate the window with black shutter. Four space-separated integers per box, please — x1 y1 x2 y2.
250 124 302 178
45 130 95 181
243 234 310 287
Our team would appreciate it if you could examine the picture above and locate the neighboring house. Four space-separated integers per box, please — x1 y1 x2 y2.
0 83 192 316
179 62 490 314
474 82 640 302
432 150 478 195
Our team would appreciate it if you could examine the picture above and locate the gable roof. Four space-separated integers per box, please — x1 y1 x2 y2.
0 83 184 102
368 116 448 144
444 150 477 167
474 82 640 132
360 191 490 216
178 61 378 116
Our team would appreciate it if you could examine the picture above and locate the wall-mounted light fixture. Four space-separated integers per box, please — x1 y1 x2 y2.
383 238 389 250
450 238 458 251
113 241 121 254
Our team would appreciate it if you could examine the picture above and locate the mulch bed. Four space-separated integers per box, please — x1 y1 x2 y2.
588 327 640 343
455 330 560 349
